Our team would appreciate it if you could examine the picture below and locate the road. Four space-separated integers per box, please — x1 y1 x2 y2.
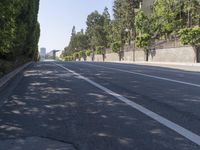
0 61 200 150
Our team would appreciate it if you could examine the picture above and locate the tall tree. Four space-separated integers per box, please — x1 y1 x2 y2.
86 11 107 50
102 7 112 48
71 26 76 36
0 0 40 61
66 27 89 55
113 0 139 47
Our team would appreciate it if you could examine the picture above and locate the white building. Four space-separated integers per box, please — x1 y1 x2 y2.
55 50 62 59
46 50 61 60
40 47 46 61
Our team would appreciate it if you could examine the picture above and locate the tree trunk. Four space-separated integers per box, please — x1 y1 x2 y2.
145 49 149 62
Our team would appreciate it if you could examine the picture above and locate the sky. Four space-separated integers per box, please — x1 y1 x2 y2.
38 0 114 52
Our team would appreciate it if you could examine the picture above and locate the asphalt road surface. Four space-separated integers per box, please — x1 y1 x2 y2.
0 61 200 150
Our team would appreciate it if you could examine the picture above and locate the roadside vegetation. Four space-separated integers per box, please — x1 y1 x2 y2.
0 1 40 77
62 0 200 61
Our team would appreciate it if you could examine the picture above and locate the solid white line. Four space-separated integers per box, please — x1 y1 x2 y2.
84 63 200 88
106 62 200 75
55 63 200 146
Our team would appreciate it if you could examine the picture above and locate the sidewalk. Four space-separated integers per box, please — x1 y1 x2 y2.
107 61 200 72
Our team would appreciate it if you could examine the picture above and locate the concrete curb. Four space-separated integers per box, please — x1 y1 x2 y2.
83 60 200 66
102 61 200 66
0 62 33 88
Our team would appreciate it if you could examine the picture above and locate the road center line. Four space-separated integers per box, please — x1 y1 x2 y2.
55 63 200 146
84 63 200 88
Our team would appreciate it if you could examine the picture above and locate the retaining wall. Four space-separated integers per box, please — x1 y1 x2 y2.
85 46 196 63
148 46 196 63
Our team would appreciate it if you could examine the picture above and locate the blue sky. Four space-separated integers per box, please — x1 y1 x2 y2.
38 0 114 52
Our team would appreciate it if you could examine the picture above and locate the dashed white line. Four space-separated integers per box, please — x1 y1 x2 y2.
55 63 200 146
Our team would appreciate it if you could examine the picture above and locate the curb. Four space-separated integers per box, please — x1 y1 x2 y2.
103 61 200 67
0 62 33 88
82 60 200 66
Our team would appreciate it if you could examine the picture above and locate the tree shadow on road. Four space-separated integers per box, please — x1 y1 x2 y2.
0 62 199 150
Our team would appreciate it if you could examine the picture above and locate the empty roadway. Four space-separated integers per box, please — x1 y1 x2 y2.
0 61 200 150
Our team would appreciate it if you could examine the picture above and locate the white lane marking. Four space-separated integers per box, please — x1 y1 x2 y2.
55 63 200 146
83 63 200 88
104 62 200 75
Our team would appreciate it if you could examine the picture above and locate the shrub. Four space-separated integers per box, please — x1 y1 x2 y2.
136 33 151 48
179 26 200 46
96 46 104 54
111 42 121 53
86 49 92 56
79 51 85 58
73 52 80 59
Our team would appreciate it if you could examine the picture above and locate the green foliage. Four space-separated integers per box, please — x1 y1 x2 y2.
136 34 151 48
111 41 121 53
0 1 16 56
63 0 200 59
96 46 105 54
86 11 109 49
86 49 92 56
79 51 85 58
63 26 89 57
135 10 150 35
0 0 40 76
0 0 40 61
148 0 200 40
64 56 74 61
113 0 139 45
179 26 200 46
73 52 80 59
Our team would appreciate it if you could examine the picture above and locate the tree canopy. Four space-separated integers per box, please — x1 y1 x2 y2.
0 0 40 61
63 0 200 61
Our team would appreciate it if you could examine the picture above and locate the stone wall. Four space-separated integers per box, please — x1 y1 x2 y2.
135 50 145 61
84 46 197 63
148 46 196 63
94 55 103 62
105 53 119 62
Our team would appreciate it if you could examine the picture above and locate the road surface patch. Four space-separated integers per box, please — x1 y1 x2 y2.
84 63 200 88
55 63 200 146
0 137 76 150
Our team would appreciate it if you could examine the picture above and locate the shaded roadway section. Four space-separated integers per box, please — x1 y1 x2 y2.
0 61 199 150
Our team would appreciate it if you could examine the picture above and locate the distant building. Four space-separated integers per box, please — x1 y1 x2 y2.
40 48 46 61
46 50 61 60
55 50 62 59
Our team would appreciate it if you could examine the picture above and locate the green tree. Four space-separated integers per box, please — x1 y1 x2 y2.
113 0 139 46
0 1 16 58
73 52 80 60
67 27 89 54
111 41 121 53
96 46 105 55
179 26 200 62
86 49 92 57
0 0 40 61
79 51 86 60
86 11 107 50
102 7 112 48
